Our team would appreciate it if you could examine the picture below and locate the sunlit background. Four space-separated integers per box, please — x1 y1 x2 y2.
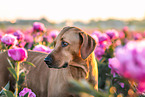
0 0 145 30
0 0 145 22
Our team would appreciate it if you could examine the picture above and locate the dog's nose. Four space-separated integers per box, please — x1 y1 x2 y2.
44 55 53 65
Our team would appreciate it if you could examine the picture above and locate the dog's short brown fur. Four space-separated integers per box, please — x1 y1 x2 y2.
0 27 98 97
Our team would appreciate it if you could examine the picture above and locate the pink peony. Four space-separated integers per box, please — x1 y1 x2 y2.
13 30 24 41
98 33 111 49
108 57 120 77
109 40 145 93
8 48 27 62
92 30 102 37
119 31 125 39
105 29 119 40
49 30 59 39
33 22 46 32
134 33 142 40
123 26 129 32
94 47 105 60
19 88 36 97
33 44 52 53
1 34 17 46
24 34 33 43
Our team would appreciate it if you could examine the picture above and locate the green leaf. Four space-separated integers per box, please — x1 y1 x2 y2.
24 92 29 97
23 61 35 67
7 58 15 69
3 89 14 97
0 82 10 95
18 72 25 86
8 67 17 80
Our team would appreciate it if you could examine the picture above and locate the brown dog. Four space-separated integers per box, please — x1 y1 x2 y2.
44 27 98 97
0 27 98 97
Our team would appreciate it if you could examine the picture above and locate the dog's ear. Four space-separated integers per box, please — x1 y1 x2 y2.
79 32 96 59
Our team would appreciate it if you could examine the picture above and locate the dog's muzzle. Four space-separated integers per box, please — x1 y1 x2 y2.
44 55 68 69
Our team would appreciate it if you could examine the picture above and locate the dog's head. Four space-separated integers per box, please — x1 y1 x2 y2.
44 27 96 69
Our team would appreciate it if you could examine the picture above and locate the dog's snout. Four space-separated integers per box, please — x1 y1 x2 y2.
44 55 53 66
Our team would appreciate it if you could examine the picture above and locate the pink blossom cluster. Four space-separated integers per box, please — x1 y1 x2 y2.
33 22 46 32
19 88 36 97
1 34 18 46
109 40 145 93
13 30 24 41
8 47 27 62
91 30 118 60
33 44 53 53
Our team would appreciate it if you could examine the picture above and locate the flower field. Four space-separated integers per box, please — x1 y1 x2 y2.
1 22 145 97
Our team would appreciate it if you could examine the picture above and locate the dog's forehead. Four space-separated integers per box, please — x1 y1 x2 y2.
55 27 81 41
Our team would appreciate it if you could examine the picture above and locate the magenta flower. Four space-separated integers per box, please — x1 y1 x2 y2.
33 22 46 32
33 44 52 53
49 30 59 39
137 82 145 93
13 30 24 41
8 48 27 62
24 34 33 43
105 29 119 40
98 33 111 49
0 31 4 40
111 40 145 86
19 88 36 97
92 30 102 37
134 33 142 40
1 34 17 46
123 26 129 32
119 31 125 39
108 57 120 77
94 47 105 60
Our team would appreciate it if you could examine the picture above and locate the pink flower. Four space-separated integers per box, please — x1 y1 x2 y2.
92 30 102 37
94 47 105 60
105 29 119 40
113 40 145 84
134 33 142 40
119 31 125 39
49 30 59 39
28 91 36 97
108 57 120 77
33 22 46 32
24 34 33 43
8 48 27 62
33 44 52 53
137 82 145 93
123 26 129 32
13 30 24 41
1 34 17 46
19 88 36 97
98 33 111 49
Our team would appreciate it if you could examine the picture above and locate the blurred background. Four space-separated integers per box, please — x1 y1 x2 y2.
0 0 145 97
0 0 145 31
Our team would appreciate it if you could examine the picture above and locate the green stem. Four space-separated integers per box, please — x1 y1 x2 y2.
15 62 20 97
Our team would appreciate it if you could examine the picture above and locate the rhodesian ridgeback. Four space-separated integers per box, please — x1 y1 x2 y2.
44 27 98 97
0 27 98 97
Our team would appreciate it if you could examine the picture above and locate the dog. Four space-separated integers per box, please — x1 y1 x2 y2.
0 26 98 97
44 27 98 97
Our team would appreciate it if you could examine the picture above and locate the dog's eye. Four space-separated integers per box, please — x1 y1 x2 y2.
61 41 69 47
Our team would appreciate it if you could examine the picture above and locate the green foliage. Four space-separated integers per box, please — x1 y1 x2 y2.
8 67 17 80
69 79 109 97
23 61 35 67
18 72 25 86
0 82 10 96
